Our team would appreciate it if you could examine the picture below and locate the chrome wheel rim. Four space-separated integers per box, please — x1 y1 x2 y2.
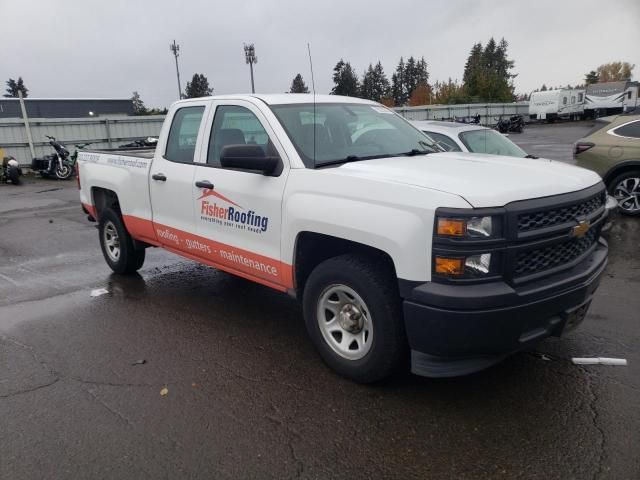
613 177 640 213
103 221 121 262
56 164 72 178
317 284 373 361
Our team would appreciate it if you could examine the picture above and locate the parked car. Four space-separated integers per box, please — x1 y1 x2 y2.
574 114 640 215
411 120 534 157
78 94 609 382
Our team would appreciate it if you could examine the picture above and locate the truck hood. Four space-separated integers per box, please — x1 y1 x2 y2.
333 152 602 207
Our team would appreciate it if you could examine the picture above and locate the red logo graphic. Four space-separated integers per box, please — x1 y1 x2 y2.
197 188 242 208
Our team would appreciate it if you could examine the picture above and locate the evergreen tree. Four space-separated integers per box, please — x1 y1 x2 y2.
462 38 515 102
185 73 213 98
289 73 309 93
541 84 548 91
361 61 390 102
4 77 28 98
131 91 147 115
330 59 360 97
391 57 408 106
403 56 430 102
584 70 599 85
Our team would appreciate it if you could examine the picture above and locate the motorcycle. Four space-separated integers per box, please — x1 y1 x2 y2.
453 114 481 124
1 155 22 185
31 135 75 180
494 115 524 134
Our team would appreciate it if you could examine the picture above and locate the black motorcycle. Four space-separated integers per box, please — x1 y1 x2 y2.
31 135 75 180
494 115 524 134
1 156 22 185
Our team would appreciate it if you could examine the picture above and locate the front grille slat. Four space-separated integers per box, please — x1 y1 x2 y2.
518 192 605 232
514 228 598 277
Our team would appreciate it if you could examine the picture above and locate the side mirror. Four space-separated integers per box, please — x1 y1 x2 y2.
220 145 280 176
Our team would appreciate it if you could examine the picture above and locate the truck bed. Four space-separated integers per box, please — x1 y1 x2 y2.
84 148 155 159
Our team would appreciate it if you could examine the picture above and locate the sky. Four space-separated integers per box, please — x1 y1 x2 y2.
2 0 639 108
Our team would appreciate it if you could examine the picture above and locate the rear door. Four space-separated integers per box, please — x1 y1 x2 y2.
149 102 209 250
191 100 291 289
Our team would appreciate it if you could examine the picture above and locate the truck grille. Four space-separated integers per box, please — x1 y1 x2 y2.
515 228 598 277
518 191 606 232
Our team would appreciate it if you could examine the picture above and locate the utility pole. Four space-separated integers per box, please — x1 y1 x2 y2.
244 43 258 93
170 40 183 99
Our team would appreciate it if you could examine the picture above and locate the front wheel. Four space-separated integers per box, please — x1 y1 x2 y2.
609 171 640 216
303 254 406 383
98 208 146 274
55 162 74 180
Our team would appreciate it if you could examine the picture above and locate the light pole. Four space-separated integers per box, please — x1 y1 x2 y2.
244 43 257 93
170 40 183 99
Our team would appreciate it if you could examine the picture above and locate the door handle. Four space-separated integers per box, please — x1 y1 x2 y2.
152 173 167 181
195 180 214 189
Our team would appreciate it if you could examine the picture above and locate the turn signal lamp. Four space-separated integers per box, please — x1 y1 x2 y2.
435 257 464 276
437 218 466 236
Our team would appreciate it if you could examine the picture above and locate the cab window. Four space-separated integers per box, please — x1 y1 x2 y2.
165 106 205 163
207 105 273 168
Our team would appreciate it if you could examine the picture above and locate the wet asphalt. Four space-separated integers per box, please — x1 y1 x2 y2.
1 122 638 480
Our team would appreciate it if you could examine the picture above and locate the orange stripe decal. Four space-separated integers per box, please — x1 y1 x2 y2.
122 214 293 291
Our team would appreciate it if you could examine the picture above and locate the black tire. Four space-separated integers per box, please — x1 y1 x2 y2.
608 170 640 216
98 208 146 274
303 254 406 383
8 166 20 185
55 163 74 180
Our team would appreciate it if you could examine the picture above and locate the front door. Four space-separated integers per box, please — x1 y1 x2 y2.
192 100 291 289
149 102 208 251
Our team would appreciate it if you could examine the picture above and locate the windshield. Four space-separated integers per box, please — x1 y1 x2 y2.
270 103 438 167
458 129 527 157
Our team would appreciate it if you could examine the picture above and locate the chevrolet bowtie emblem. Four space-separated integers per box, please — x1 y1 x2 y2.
571 220 590 238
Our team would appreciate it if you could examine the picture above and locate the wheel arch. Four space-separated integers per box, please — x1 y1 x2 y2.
603 160 640 187
292 231 398 298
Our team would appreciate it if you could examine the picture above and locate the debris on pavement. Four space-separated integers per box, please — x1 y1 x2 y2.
90 288 109 297
160 387 168 396
131 359 147 366
572 357 627 366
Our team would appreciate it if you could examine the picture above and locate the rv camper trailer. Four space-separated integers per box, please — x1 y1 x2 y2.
529 88 585 122
584 81 639 117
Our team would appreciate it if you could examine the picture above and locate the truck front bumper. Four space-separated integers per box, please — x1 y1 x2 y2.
403 239 608 378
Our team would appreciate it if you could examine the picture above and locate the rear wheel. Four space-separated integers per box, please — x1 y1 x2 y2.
99 208 146 273
7 166 20 185
609 171 640 216
303 254 406 383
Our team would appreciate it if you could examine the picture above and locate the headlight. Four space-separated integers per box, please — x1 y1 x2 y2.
434 253 495 278
436 216 497 238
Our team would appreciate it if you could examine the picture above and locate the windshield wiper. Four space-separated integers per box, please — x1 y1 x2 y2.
316 154 392 168
525 154 539 159
397 148 431 157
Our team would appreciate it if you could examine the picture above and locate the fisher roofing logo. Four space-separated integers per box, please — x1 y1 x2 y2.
198 188 269 233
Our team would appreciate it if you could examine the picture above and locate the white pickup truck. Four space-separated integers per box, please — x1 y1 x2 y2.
78 94 609 382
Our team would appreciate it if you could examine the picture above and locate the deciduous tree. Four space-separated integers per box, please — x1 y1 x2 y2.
595 62 634 82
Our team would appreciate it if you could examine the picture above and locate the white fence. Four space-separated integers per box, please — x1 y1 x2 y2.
395 102 529 125
2 102 533 166
0 115 165 166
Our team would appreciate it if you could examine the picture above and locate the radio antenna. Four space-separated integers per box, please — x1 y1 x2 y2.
307 42 317 164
